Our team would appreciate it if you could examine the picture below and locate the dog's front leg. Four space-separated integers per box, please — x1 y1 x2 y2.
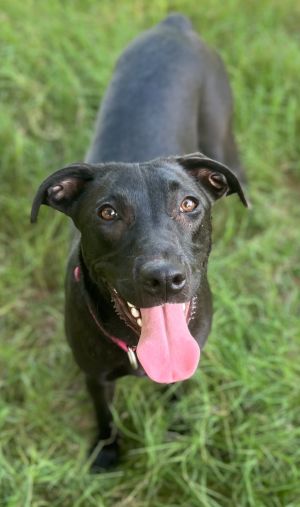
85 376 119 472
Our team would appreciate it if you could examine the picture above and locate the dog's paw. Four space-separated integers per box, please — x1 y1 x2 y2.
88 437 120 473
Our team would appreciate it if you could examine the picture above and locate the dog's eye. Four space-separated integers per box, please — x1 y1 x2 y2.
97 205 118 221
180 197 199 213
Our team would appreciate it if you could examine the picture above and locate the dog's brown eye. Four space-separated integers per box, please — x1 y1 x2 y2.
98 205 118 221
180 197 198 213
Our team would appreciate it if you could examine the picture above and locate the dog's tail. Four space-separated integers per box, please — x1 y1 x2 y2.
159 13 193 32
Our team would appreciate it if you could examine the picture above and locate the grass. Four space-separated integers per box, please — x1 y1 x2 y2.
1 0 300 505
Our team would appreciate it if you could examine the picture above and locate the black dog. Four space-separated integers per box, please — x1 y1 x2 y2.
31 14 247 471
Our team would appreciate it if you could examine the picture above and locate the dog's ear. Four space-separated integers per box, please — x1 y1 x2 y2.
31 163 95 223
176 152 248 207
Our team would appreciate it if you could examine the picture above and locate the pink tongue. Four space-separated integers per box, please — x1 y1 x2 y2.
136 303 200 384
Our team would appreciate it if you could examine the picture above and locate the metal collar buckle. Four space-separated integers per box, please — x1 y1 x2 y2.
127 346 138 370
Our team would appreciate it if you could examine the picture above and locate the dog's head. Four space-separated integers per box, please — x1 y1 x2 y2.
31 153 247 382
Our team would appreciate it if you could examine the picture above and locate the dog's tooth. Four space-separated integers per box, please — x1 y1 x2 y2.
127 302 134 308
137 318 142 327
131 307 140 318
182 304 186 312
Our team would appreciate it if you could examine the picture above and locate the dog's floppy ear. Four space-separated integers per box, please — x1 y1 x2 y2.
31 163 95 223
176 152 248 207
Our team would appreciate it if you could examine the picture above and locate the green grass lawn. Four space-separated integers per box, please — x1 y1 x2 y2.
1 0 300 505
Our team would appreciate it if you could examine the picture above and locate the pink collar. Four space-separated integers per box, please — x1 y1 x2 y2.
74 265 138 370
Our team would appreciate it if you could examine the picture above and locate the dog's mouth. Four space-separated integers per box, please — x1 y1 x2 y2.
110 289 200 383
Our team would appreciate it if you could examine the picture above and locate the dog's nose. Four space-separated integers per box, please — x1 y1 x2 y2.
139 260 186 297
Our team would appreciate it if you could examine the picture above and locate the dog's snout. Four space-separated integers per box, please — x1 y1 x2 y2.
139 260 186 297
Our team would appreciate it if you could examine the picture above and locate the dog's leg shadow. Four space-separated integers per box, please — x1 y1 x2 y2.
159 382 184 403
159 383 190 436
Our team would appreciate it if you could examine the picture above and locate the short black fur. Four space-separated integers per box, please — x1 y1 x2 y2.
31 14 247 471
